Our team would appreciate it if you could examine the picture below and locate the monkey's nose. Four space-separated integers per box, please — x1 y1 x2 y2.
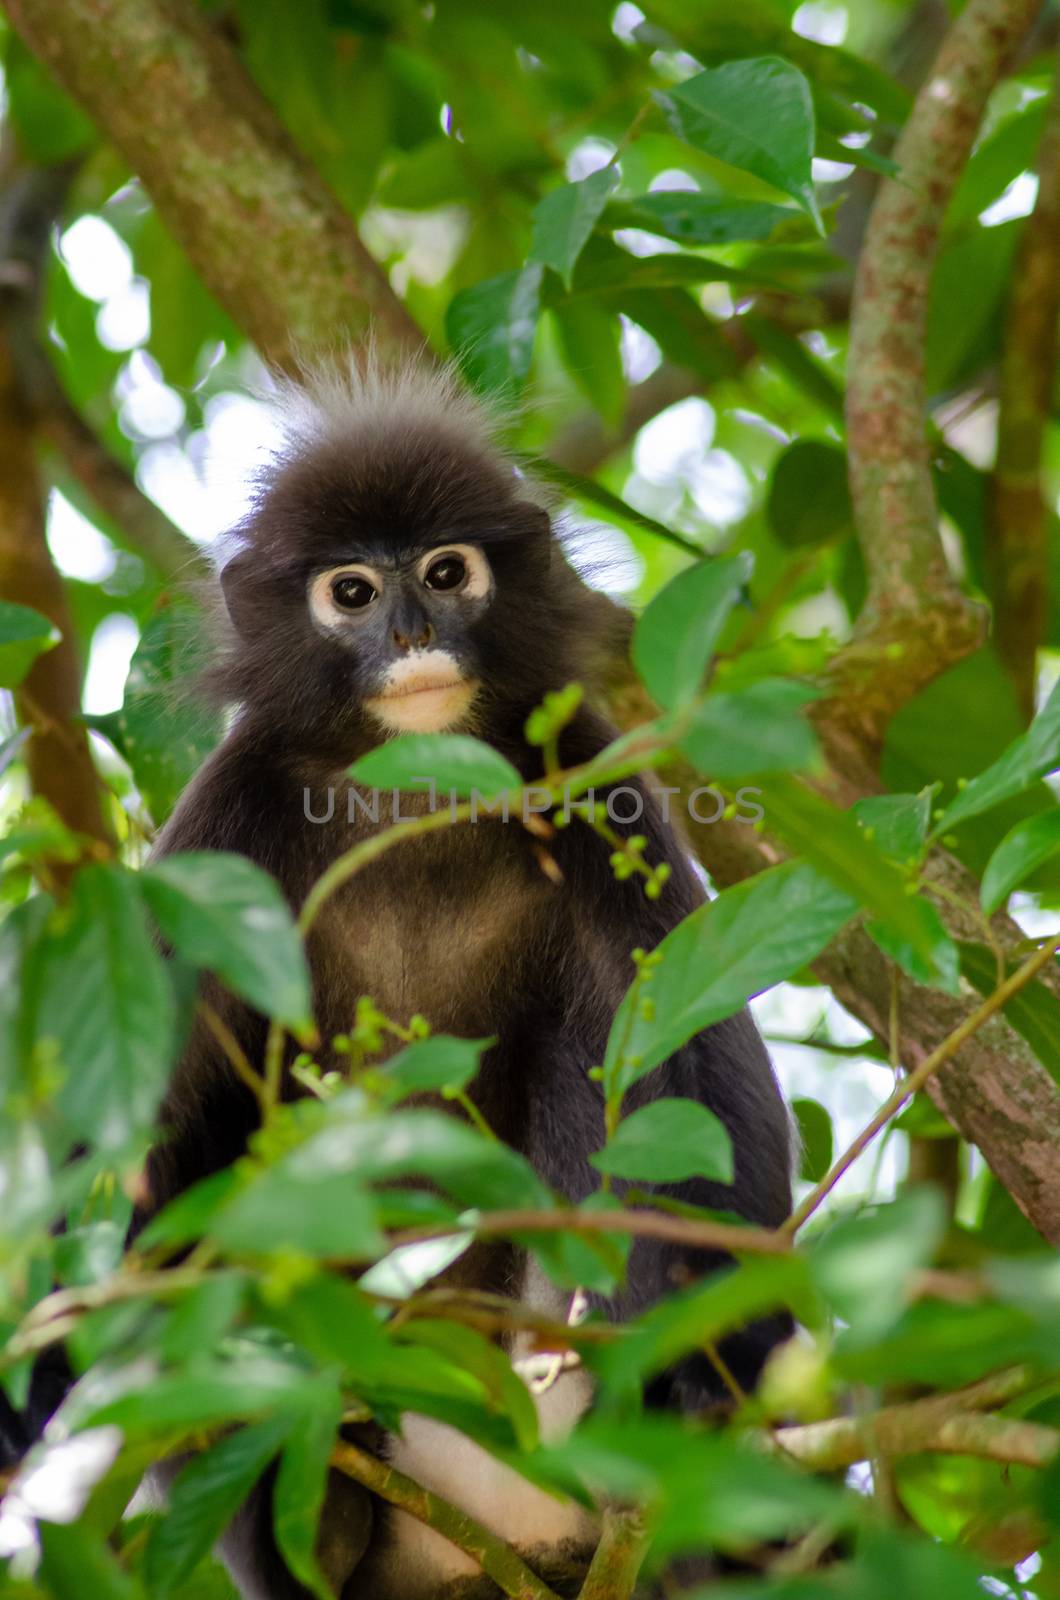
392 621 434 652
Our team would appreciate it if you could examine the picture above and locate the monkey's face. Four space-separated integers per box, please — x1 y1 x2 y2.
306 542 494 735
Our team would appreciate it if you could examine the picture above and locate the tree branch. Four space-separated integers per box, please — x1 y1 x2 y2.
17 327 208 584
547 364 700 476
840 0 1042 750
989 50 1060 720
330 1439 565 1600
606 673 1060 1246
577 1507 649 1600
386 1206 790 1259
766 1374 1059 1472
3 0 424 372
782 931 1060 1235
0 148 111 848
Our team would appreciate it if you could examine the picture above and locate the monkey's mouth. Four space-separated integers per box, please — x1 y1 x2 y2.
366 667 478 734
372 672 467 701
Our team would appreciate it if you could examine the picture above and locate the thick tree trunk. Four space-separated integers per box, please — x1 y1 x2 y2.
0 332 110 845
3 0 424 371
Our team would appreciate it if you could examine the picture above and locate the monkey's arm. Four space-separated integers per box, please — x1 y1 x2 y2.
535 766 794 1398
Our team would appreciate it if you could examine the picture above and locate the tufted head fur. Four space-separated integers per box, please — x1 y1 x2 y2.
210 357 625 764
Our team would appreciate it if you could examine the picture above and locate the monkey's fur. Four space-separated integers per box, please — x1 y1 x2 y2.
10 364 794 1599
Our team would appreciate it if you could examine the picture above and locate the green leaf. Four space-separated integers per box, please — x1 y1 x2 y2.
146 1414 293 1596
816 128 899 180
792 1097 832 1184
0 725 31 777
38 863 176 1148
40 1520 145 1600
933 676 1060 835
655 57 821 228
4 34 96 163
758 776 959 990
950 100 1046 228
847 1527 991 1600
215 1099 550 1261
523 454 703 556
767 441 852 549
375 139 473 209
552 300 625 427
606 193 798 247
141 852 312 1032
632 554 750 710
980 808 1060 913
739 313 843 419
539 1414 837 1557
865 900 960 995
74 1356 312 1436
593 1254 813 1391
591 1098 733 1183
0 891 53 1105
91 604 221 825
604 862 856 1095
447 264 543 393
350 733 519 797
135 1168 243 1252
679 679 820 777
982 1177 1056 1258
160 1273 246 1365
927 219 1017 394
273 1380 345 1600
285 1100 548 1212
572 243 765 295
530 167 618 289
0 599 60 687
959 942 1060 1087
853 790 933 865
811 1188 948 1343
0 795 81 871
54 1221 125 1287
213 1170 385 1260
369 1035 490 1103
397 1320 539 1449
616 287 739 388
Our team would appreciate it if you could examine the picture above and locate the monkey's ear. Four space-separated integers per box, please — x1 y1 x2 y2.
220 550 269 639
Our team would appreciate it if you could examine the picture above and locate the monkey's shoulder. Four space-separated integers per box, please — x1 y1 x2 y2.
152 733 317 889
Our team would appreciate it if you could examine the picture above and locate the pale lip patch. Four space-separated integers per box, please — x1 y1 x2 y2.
365 650 478 734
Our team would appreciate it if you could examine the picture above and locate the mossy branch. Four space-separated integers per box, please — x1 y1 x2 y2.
3 0 424 371
330 1439 565 1600
990 46 1060 720
841 0 1042 743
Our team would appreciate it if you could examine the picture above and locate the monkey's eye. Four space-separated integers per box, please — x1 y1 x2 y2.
424 554 466 592
308 564 385 629
331 574 378 611
416 544 492 600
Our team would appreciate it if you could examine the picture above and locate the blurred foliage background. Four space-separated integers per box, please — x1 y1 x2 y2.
1 0 1060 1597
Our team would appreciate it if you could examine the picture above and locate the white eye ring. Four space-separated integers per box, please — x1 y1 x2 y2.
416 544 492 600
308 564 385 627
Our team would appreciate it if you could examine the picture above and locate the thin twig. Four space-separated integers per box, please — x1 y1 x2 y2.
199 1000 267 1110
386 1206 790 1258
783 932 1060 1234
382 1285 620 1347
2 1266 207 1369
